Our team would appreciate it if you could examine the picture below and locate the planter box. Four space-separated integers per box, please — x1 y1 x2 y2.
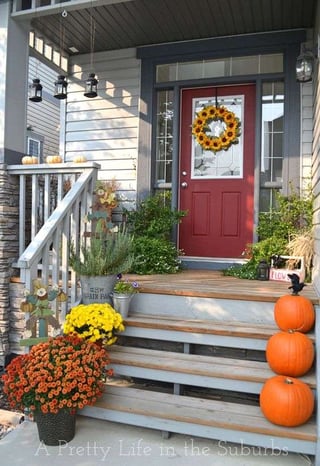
269 255 305 283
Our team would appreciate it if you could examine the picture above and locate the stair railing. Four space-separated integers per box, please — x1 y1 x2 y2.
7 162 100 322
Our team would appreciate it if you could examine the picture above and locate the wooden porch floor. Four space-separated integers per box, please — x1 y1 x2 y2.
125 269 319 304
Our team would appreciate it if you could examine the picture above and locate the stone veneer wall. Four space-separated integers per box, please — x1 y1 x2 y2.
0 166 21 364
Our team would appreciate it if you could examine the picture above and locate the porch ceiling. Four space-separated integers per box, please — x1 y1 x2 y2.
24 0 317 56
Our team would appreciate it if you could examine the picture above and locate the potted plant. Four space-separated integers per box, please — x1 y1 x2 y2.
63 302 125 345
2 334 111 445
69 180 134 304
111 277 139 318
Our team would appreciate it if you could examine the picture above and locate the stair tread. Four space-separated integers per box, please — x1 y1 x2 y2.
95 385 316 442
109 345 316 388
124 314 315 341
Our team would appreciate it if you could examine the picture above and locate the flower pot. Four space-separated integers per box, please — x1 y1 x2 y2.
34 410 76 445
111 292 134 318
80 275 117 305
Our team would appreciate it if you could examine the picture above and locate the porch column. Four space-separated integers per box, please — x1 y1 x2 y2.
0 1 29 164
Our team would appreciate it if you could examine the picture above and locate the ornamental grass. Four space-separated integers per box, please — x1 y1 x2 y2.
63 303 125 345
2 334 111 414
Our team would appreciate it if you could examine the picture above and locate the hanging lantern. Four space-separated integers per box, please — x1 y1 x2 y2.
84 73 98 98
54 75 68 99
29 78 43 103
257 259 270 281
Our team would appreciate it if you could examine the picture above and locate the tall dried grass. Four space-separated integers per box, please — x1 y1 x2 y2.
287 230 314 277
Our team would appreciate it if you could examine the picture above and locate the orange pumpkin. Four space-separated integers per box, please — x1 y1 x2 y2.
266 330 314 377
274 294 315 333
260 375 314 426
22 156 38 164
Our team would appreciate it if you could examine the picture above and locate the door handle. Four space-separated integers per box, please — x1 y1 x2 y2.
181 182 188 188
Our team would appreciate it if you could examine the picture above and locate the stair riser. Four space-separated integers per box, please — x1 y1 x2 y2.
111 364 264 394
130 293 275 324
121 326 268 350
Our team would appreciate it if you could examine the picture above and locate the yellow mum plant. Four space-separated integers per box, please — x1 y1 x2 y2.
63 303 125 345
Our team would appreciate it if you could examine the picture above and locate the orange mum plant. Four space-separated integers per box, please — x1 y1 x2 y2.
2 334 111 414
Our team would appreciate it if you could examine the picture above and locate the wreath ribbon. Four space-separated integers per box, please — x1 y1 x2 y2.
192 105 241 153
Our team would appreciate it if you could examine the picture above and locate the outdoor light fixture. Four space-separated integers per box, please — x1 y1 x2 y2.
257 260 270 281
54 75 68 99
84 73 98 98
29 78 43 102
84 2 98 98
296 47 316 83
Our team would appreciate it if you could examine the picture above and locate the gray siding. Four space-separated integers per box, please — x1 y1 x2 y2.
27 57 61 161
312 5 320 294
66 48 141 206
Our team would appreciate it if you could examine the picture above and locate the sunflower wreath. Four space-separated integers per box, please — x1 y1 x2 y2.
192 105 241 153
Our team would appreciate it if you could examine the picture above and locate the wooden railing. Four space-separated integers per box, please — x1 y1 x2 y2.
7 162 100 320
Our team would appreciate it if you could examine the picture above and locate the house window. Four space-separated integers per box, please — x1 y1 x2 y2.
259 81 284 211
156 54 283 82
27 136 43 161
155 90 174 188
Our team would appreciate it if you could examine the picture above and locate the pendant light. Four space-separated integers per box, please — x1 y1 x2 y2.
84 2 98 98
29 78 43 102
54 74 68 99
54 10 68 99
84 73 98 98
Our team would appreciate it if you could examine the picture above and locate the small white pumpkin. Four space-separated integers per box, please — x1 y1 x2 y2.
73 155 87 163
22 156 38 164
46 155 62 164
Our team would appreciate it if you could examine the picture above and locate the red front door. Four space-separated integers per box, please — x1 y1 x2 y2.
179 85 255 258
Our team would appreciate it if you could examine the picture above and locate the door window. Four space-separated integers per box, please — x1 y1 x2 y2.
191 95 244 179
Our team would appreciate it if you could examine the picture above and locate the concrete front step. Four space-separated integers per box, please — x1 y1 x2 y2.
80 385 317 456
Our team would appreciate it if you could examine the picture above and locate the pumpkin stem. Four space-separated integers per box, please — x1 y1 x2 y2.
285 378 294 384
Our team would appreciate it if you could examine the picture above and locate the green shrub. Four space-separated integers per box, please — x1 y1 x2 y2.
130 236 183 274
224 186 313 280
124 191 187 274
124 191 187 240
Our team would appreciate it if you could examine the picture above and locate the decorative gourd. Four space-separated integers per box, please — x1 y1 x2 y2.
260 375 314 427
46 155 62 164
22 156 38 164
266 330 314 377
73 155 87 163
274 294 315 333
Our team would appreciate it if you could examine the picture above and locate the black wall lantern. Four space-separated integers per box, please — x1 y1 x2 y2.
257 260 270 281
54 75 68 99
84 73 98 98
29 78 43 102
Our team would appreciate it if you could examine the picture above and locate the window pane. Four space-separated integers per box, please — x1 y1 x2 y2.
156 64 177 82
232 56 259 75
203 59 230 77
260 54 283 73
155 90 174 186
260 81 284 203
177 61 202 80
